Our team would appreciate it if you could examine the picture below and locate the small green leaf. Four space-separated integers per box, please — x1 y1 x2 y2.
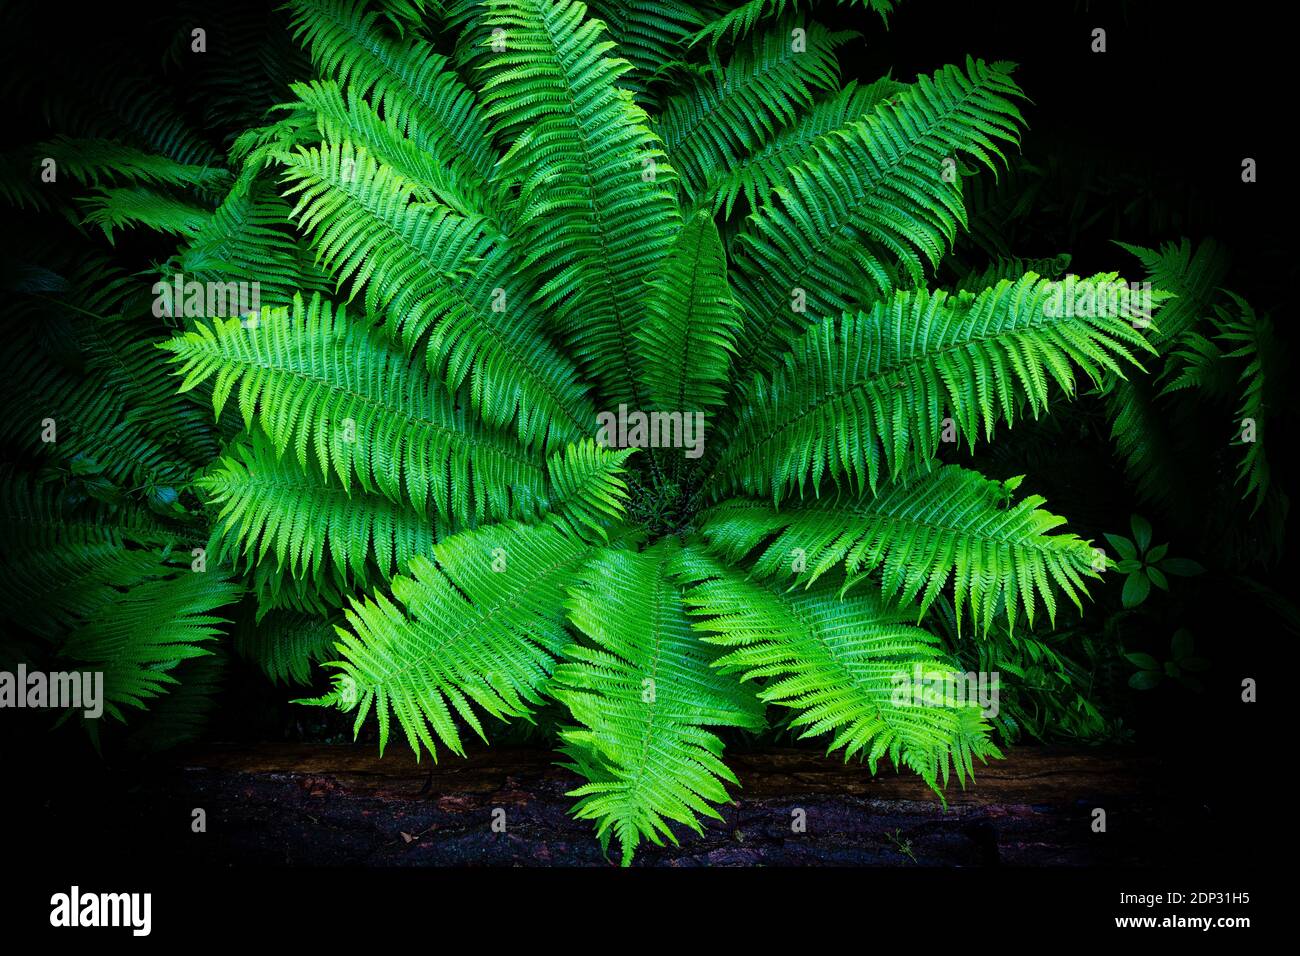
1146 543 1169 563
1124 652 1160 671
1104 533 1137 561
1122 572 1151 608
1128 670 1161 690
1159 558 1206 576
1171 628 1194 660
1130 514 1153 552
1146 566 1169 590
1116 559 1142 573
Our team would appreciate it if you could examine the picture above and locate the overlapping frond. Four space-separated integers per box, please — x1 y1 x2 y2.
60 561 241 723
729 58 1028 378
633 209 740 411
585 0 703 97
545 439 637 540
553 541 764 864
306 520 595 759
1 293 214 490
79 186 209 243
700 76 905 217
480 0 681 406
710 275 1157 503
290 79 503 221
699 465 1100 633
692 0 897 48
279 141 594 449
287 0 498 182
657 20 846 204
199 433 437 588
675 548 998 790
36 136 230 191
1182 295 1276 512
162 292 550 524
176 178 334 310
235 608 340 685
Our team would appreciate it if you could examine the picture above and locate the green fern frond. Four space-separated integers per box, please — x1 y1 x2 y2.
126 645 229 752
730 57 1028 377
658 20 846 203
162 292 550 524
1211 294 1275 512
30 72 222 167
235 608 339 685
585 0 703 97
700 75 905 217
546 439 637 541
60 560 241 723
79 186 210 243
633 209 740 411
675 547 999 790
279 141 594 449
699 465 1100 633
692 0 896 48
553 540 764 865
1102 238 1229 502
1114 237 1228 351
291 79 503 221
198 432 437 587
177 178 334 310
480 0 681 406
307 520 596 759
287 0 498 181
37 136 229 192
710 275 1156 503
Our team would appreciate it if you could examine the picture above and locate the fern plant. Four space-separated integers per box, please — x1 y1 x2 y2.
2 0 1194 864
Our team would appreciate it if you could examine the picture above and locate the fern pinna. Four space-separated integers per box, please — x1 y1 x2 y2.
4 0 1196 865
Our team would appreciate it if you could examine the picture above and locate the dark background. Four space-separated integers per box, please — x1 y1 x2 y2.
0 0 1290 884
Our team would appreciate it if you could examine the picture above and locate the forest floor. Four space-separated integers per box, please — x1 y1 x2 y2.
56 743 1225 866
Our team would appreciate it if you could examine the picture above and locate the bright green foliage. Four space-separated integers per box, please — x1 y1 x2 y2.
199 432 436 587
554 541 764 863
700 76 906 218
3 0 1199 864
308 520 595 758
480 0 681 407
163 292 549 524
675 548 999 790
60 559 240 723
729 57 1029 377
698 465 1099 634
545 439 638 540
711 275 1156 503
634 210 740 411
659 20 847 203
278 141 594 450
